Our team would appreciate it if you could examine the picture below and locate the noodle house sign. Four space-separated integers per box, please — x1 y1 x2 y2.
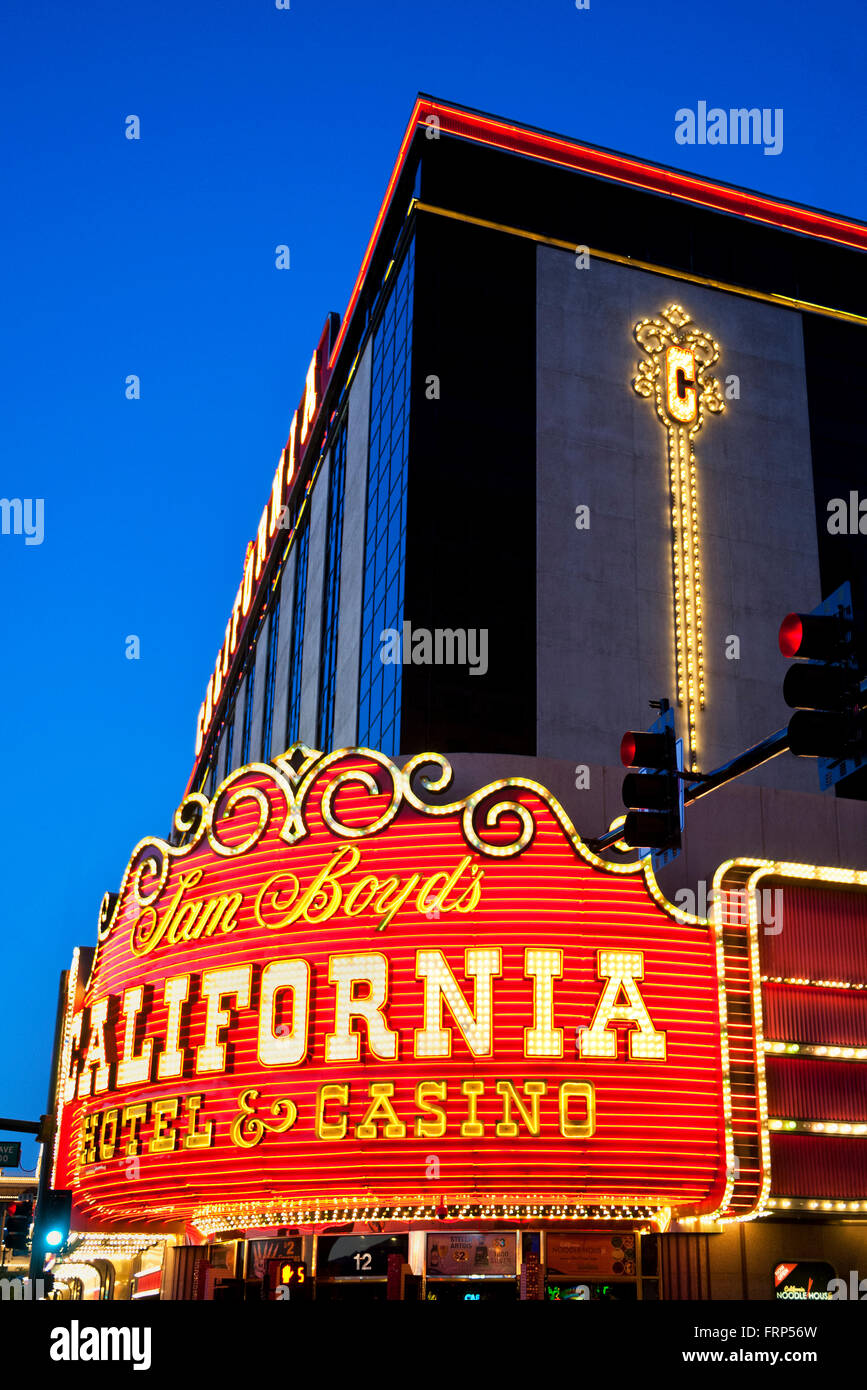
52 746 765 1231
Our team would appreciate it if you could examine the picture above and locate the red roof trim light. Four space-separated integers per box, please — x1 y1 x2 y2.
329 95 867 377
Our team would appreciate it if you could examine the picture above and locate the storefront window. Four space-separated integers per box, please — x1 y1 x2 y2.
315 1233 408 1300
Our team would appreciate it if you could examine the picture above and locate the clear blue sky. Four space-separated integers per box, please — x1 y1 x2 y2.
2 0 864 1161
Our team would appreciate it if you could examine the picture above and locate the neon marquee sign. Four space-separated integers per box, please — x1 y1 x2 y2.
53 746 766 1231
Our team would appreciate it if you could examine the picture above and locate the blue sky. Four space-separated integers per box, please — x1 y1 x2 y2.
1 0 864 1160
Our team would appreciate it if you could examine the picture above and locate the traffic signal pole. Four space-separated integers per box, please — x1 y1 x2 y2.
588 724 790 854
28 968 69 1286
682 725 790 806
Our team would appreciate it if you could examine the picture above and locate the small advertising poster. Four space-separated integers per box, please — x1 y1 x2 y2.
774 1262 835 1300
520 1252 544 1300
247 1237 302 1281
426 1232 516 1277
546 1232 636 1278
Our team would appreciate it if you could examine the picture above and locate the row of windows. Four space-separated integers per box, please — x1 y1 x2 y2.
318 422 348 751
357 233 415 759
262 592 281 759
284 520 310 748
197 235 414 789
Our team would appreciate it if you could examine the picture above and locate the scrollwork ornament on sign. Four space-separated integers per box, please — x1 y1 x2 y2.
229 1089 298 1149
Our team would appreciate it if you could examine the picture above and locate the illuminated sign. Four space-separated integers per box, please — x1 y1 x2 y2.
633 304 725 768
426 1232 516 1278
193 316 337 766
546 1231 636 1278
53 744 765 1231
774 1261 835 1300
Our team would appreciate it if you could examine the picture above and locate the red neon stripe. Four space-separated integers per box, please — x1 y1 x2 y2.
327 97 867 383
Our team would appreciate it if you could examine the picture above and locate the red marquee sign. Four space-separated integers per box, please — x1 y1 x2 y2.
53 747 765 1231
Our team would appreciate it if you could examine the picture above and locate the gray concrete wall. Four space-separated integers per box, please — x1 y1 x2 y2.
536 248 820 793
332 340 372 749
270 550 296 758
298 458 329 746
707 1219 867 1301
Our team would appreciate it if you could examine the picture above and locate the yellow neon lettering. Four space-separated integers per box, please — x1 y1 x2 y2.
148 1097 180 1154
524 949 564 1058
325 953 398 1062
559 1081 595 1138
460 1079 485 1138
415 948 501 1058
117 985 154 1087
77 997 114 1098
184 1094 213 1149
158 974 190 1081
258 959 310 1067
495 1079 547 1137
414 1080 448 1138
579 950 666 1060
315 1083 348 1140
196 965 253 1074
666 345 697 423
355 1082 406 1139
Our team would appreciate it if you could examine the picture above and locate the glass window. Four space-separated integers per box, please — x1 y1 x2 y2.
261 594 281 761
240 657 256 766
357 235 414 759
285 521 310 745
317 421 348 750
224 701 235 775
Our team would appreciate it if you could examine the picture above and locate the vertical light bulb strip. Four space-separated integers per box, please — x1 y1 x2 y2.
667 429 685 707
633 305 724 769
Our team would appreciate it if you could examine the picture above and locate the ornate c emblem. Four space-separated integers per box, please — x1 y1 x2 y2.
633 304 724 767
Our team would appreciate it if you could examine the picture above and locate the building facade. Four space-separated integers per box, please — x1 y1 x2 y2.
48 97 867 1302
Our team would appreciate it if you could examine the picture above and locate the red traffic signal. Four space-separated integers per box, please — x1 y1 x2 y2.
779 592 861 764
778 612 804 659
3 1198 33 1254
779 612 848 662
620 724 681 850
620 731 671 770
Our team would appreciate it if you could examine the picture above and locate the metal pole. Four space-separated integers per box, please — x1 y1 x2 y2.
587 726 790 853
682 727 789 805
28 969 68 1286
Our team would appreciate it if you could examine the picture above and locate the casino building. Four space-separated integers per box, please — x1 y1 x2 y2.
48 97 867 1302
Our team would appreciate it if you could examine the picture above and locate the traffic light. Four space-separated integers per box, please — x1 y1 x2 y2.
279 1259 310 1299
620 711 682 852
3 1199 33 1254
264 1257 310 1300
34 1189 72 1256
779 582 864 768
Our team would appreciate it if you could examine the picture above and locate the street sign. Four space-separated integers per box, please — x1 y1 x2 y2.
0 1141 22 1168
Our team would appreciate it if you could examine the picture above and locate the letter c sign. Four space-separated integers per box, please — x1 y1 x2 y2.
665 346 697 423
